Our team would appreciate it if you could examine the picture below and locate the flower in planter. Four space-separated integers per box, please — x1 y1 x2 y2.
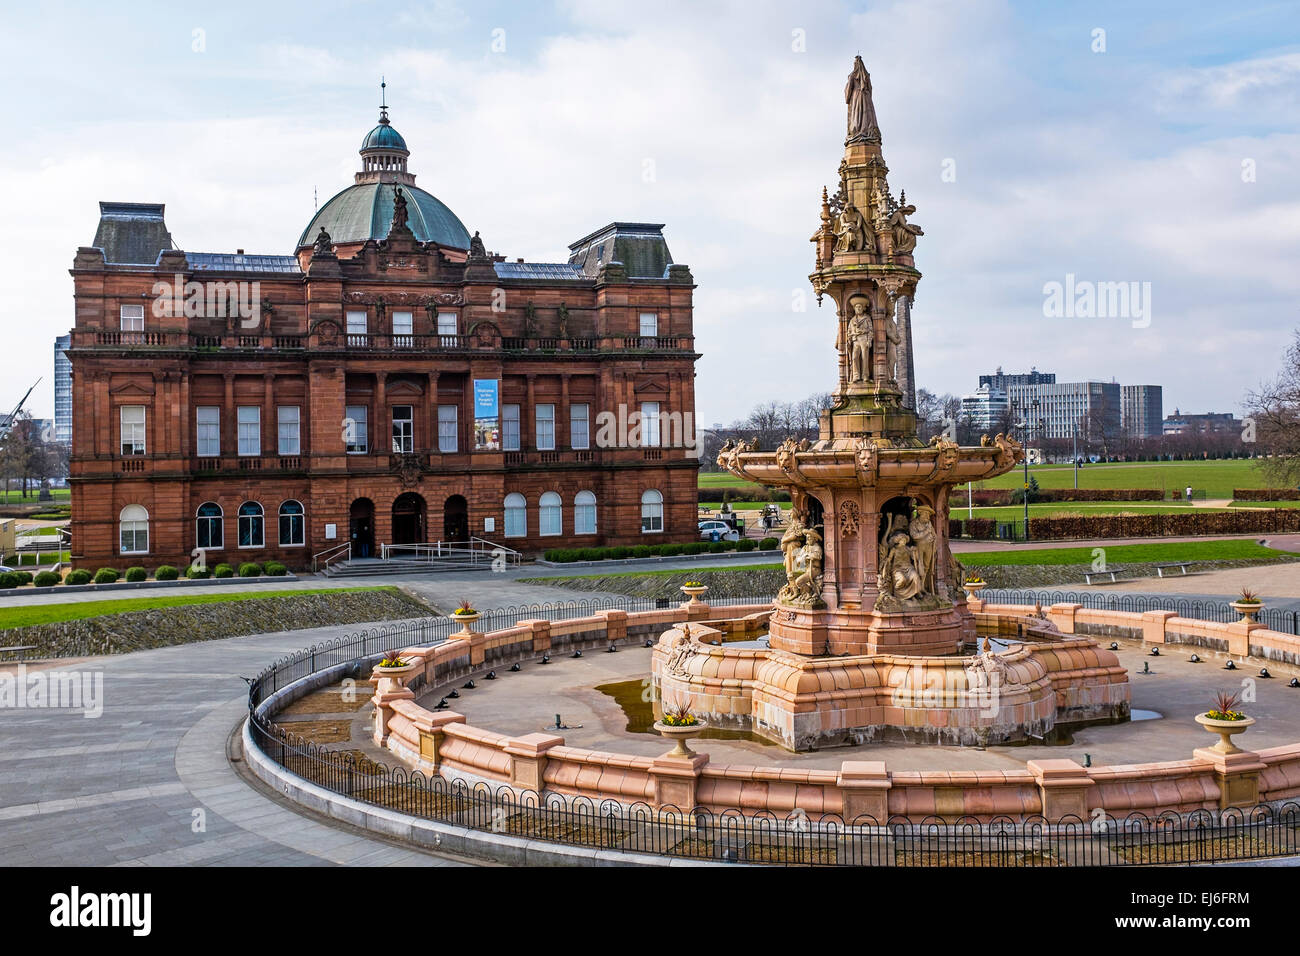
453 599 478 616
378 649 409 668
683 581 705 588
661 700 699 727
964 577 985 585
1206 690 1247 721
1237 587 1261 605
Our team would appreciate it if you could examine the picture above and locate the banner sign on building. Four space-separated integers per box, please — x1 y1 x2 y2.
474 379 500 451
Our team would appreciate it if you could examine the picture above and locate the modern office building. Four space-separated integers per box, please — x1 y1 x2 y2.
959 384 1009 431
54 334 72 445
1007 381 1121 443
978 366 1055 392
1120 384 1163 439
67 102 699 570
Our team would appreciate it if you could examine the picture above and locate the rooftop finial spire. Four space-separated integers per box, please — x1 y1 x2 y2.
379 76 389 123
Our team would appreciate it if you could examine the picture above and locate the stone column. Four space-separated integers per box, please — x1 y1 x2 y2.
525 374 537 453
262 373 275 458
223 373 235 461
560 373 571 450
895 294 915 410
374 372 387 456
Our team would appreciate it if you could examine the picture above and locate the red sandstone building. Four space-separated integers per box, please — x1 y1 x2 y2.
67 104 699 570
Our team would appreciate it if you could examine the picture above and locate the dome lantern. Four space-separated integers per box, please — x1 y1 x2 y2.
356 78 414 186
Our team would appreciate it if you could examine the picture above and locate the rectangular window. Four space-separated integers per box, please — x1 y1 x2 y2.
392 310 413 347
119 405 146 456
570 403 590 450
639 402 661 447
502 404 520 451
344 405 368 453
196 406 220 457
536 403 555 451
438 405 458 453
277 405 300 456
639 312 658 338
346 310 368 335
437 311 458 336
237 406 261 457
120 304 145 332
120 520 148 554
392 405 414 453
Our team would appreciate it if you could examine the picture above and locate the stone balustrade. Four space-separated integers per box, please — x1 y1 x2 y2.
368 601 1300 823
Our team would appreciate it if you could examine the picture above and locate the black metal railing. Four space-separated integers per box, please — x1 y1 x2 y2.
247 713 1300 865
981 588 1300 635
242 597 1300 865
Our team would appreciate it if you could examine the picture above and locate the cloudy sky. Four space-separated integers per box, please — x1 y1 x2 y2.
2 0 1298 425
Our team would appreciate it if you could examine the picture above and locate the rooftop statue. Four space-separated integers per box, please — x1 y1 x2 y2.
845 55 881 144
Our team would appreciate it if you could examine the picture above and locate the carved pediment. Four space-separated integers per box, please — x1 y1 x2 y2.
633 374 670 396
108 380 156 397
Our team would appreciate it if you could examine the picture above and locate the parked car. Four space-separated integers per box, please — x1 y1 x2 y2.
0 565 16 574
698 519 740 542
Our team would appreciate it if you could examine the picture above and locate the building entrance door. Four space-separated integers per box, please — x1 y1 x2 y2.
444 495 469 543
349 498 375 558
392 492 427 545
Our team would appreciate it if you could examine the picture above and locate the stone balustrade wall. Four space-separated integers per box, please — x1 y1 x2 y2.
367 601 1300 822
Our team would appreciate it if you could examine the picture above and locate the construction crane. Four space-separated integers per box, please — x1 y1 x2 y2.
0 378 41 440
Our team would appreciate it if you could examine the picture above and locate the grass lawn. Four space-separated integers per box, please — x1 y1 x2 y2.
701 460 1276 501
699 501 790 511
960 540 1293 568
1230 500 1300 509
0 488 70 504
2 551 70 566
0 585 393 630
954 502 1229 521
956 459 1271 499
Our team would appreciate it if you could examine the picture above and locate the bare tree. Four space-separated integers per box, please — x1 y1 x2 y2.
1246 330 1300 486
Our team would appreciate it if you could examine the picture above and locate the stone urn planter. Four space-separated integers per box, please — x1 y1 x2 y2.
962 581 986 599
653 719 708 757
680 584 709 606
1230 600 1262 623
372 661 418 685
1195 712 1256 754
451 610 480 637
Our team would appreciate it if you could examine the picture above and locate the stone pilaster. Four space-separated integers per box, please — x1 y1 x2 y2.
1027 759 1095 822
505 733 565 792
1193 747 1266 810
838 760 891 823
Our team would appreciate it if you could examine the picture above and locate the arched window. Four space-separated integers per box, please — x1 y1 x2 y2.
539 492 562 536
196 502 223 550
119 505 149 554
641 489 664 533
238 502 264 549
574 490 597 535
504 493 527 538
279 500 305 547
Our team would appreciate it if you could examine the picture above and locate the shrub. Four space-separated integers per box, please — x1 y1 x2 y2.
13 570 33 585
737 538 757 552
156 565 180 580
125 566 147 582
214 563 234 578
184 565 209 579
93 568 119 585
659 543 684 557
610 546 632 560
264 561 288 576
759 537 779 551
65 569 92 585
632 544 653 558
0 572 20 589
34 570 60 588
238 562 262 578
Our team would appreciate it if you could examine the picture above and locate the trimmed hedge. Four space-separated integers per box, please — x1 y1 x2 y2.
952 508 1300 540
238 562 263 578
184 565 208 579
156 565 181 580
542 538 766 563
759 537 779 551
213 564 234 579
125 566 147 583
0 572 21 589
65 569 92 585
34 571 60 588
698 486 792 504
93 568 119 585
264 562 288 576
1233 488 1300 501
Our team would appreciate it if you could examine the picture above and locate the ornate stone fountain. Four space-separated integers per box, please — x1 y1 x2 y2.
654 58 1130 750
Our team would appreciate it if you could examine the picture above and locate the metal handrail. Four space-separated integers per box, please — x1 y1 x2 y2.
311 541 351 573
379 537 521 567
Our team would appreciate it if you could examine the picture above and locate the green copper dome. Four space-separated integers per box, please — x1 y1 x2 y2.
297 182 471 250
361 119 407 152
